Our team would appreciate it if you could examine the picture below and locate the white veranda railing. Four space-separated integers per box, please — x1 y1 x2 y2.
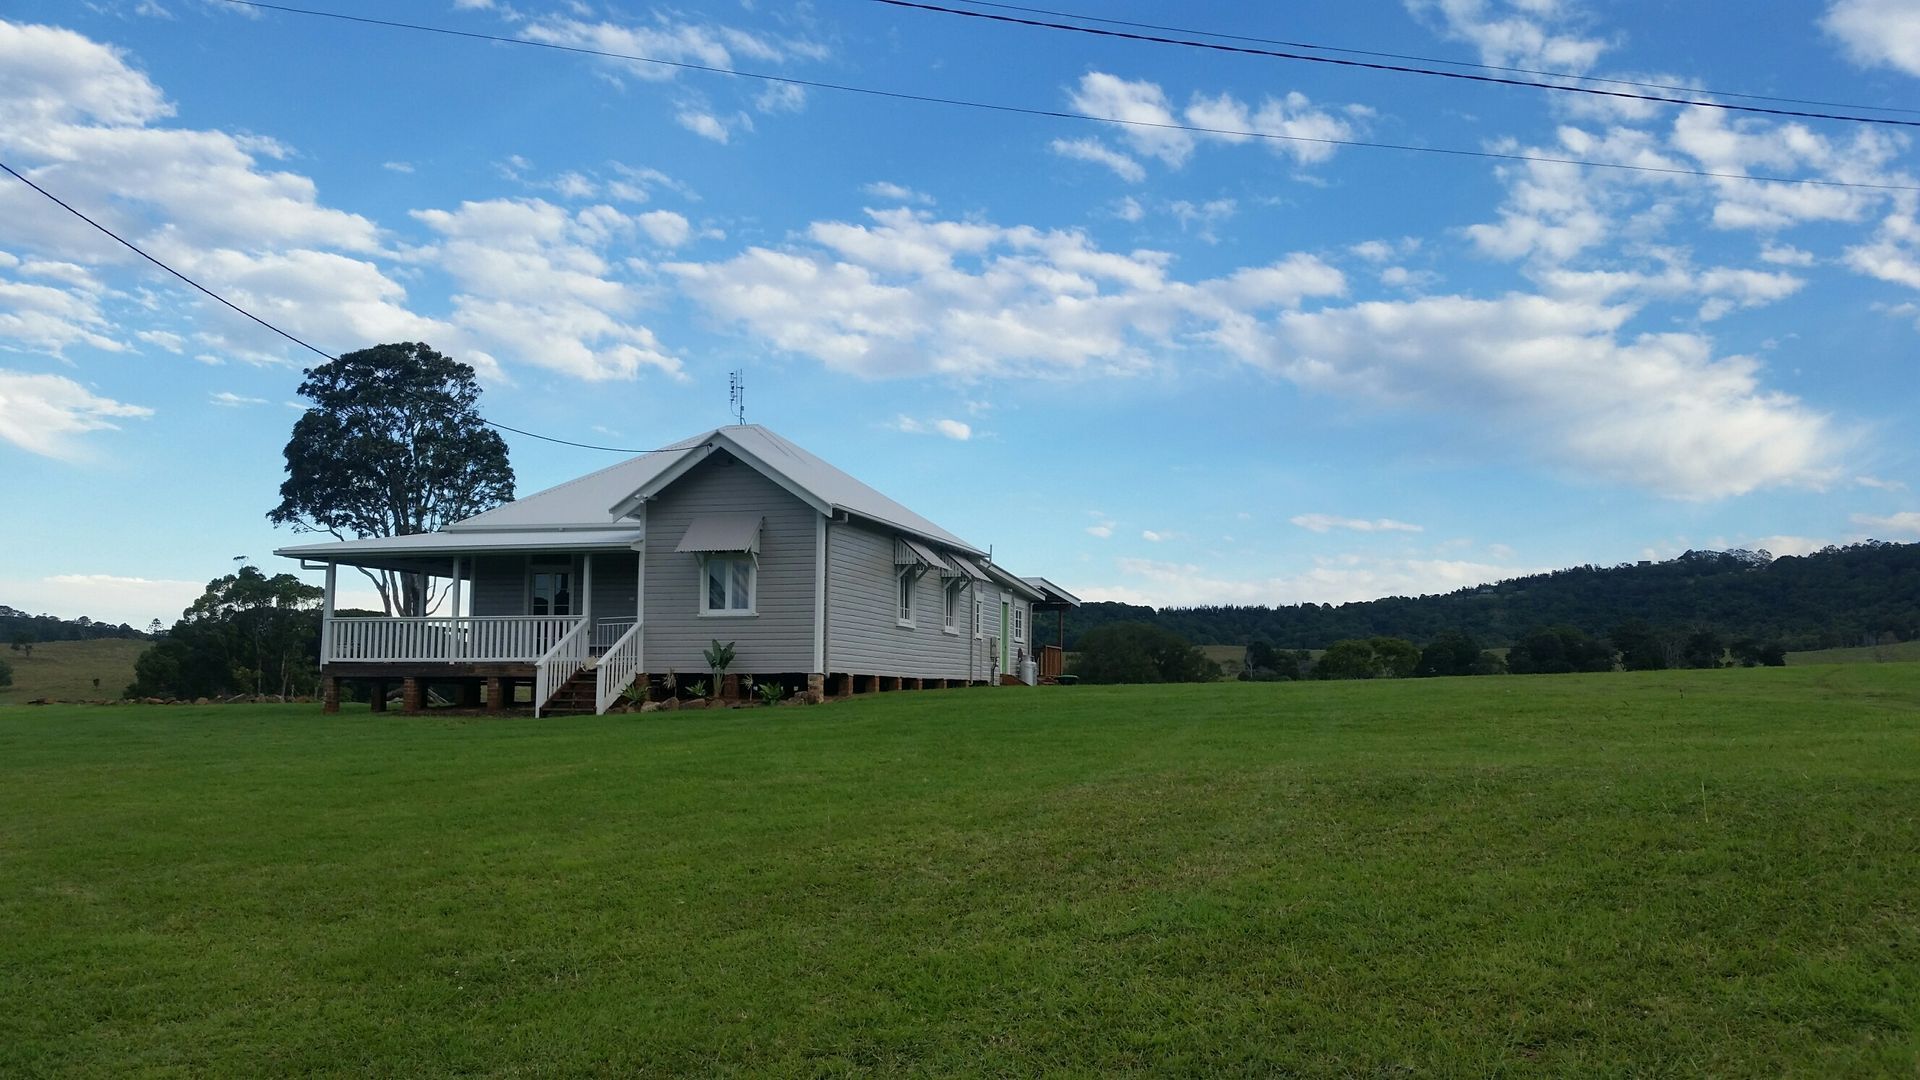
595 621 645 716
325 615 582 664
534 618 592 719
591 618 637 656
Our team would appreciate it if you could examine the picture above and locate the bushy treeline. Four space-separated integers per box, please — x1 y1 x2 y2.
127 567 326 700
1064 542 1920 651
1 606 146 645
1079 621 1786 684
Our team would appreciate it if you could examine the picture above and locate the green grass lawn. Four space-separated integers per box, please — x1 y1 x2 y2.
3 667 1918 1075
0 638 149 704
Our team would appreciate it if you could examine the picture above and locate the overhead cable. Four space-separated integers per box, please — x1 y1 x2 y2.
874 0 1920 130
0 159 675 456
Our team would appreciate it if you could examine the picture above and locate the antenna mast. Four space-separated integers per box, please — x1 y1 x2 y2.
728 368 745 426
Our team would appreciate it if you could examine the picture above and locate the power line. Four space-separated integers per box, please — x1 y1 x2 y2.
874 0 1920 130
0 159 674 456
211 0 1920 194
949 0 1920 118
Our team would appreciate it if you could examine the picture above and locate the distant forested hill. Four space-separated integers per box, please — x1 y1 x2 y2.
1059 542 1920 651
1 606 147 644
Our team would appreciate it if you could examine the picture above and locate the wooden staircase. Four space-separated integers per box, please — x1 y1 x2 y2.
541 668 599 716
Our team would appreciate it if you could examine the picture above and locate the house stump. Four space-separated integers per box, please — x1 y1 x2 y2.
322 676 340 714
368 679 388 713
401 677 425 714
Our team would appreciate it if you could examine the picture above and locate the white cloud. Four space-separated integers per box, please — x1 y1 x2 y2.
668 207 1344 379
1823 0 1920 76
381 160 415 174
1748 534 1830 556
1057 74 1358 177
754 82 807 114
635 209 692 248
1242 293 1840 499
1855 474 1908 491
675 107 736 143
1760 242 1815 266
1068 72 1193 166
1290 513 1425 533
888 414 972 440
516 15 828 82
410 198 684 381
1050 137 1145 182
1851 510 1920 536
0 369 151 459
1406 0 1610 71
1112 196 1145 222
1086 513 1116 539
1170 198 1237 243
135 328 185 352
862 181 933 205
2 572 204 628
209 390 266 407
1080 553 1530 607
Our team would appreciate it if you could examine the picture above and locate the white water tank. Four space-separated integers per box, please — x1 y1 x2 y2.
1019 658 1038 685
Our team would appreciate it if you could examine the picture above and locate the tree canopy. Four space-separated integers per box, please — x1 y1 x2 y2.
128 567 324 701
269 342 514 615
1073 622 1220 684
1056 542 1920 652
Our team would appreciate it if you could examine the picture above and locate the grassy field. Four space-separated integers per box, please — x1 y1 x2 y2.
1789 639 1920 666
3 667 1917 1075
0 638 148 704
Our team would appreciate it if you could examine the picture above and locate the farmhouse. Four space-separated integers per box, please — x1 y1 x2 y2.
275 424 1075 714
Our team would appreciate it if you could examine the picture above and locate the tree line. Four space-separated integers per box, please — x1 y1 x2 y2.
1063 543 1920 652
1074 621 1788 684
0 607 146 647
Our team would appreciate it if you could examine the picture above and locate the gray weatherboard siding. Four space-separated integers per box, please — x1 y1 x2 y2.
643 452 817 675
825 519 977 681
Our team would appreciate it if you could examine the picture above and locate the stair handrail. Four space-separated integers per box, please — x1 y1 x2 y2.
595 620 645 715
533 618 591 719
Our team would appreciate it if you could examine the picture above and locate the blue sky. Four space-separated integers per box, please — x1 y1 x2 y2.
4 0 1920 626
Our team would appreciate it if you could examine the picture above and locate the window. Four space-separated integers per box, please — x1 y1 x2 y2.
531 563 572 616
897 568 916 627
700 555 755 615
1013 603 1025 643
943 582 961 633
974 597 983 638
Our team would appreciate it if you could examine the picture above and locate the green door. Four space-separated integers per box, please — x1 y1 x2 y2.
1000 600 1011 673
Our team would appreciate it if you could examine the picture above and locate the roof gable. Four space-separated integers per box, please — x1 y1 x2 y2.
447 425 983 555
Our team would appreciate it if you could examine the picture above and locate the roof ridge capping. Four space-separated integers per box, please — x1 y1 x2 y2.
610 425 986 556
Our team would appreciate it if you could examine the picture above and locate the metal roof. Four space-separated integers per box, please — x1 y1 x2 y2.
1021 576 1083 606
443 425 983 555
275 527 644 571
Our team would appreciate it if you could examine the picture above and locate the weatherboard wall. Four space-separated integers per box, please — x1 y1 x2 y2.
824 519 975 681
641 452 818 675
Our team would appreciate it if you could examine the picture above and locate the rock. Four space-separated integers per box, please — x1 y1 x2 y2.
194 697 210 705
682 698 708 710
27 698 51 706
639 701 663 713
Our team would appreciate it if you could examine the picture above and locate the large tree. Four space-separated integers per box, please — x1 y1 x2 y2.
269 343 514 615
128 567 324 700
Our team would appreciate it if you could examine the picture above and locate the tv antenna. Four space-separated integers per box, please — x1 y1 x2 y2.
728 368 745 426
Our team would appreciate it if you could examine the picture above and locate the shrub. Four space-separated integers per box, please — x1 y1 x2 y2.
1416 631 1502 677
1074 622 1220 684
0 656 11 688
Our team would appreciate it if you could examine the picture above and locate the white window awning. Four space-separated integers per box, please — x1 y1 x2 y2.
894 536 952 572
942 553 991 582
675 513 764 554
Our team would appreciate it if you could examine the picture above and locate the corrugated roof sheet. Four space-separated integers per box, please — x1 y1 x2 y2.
277 528 643 560
447 425 982 554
